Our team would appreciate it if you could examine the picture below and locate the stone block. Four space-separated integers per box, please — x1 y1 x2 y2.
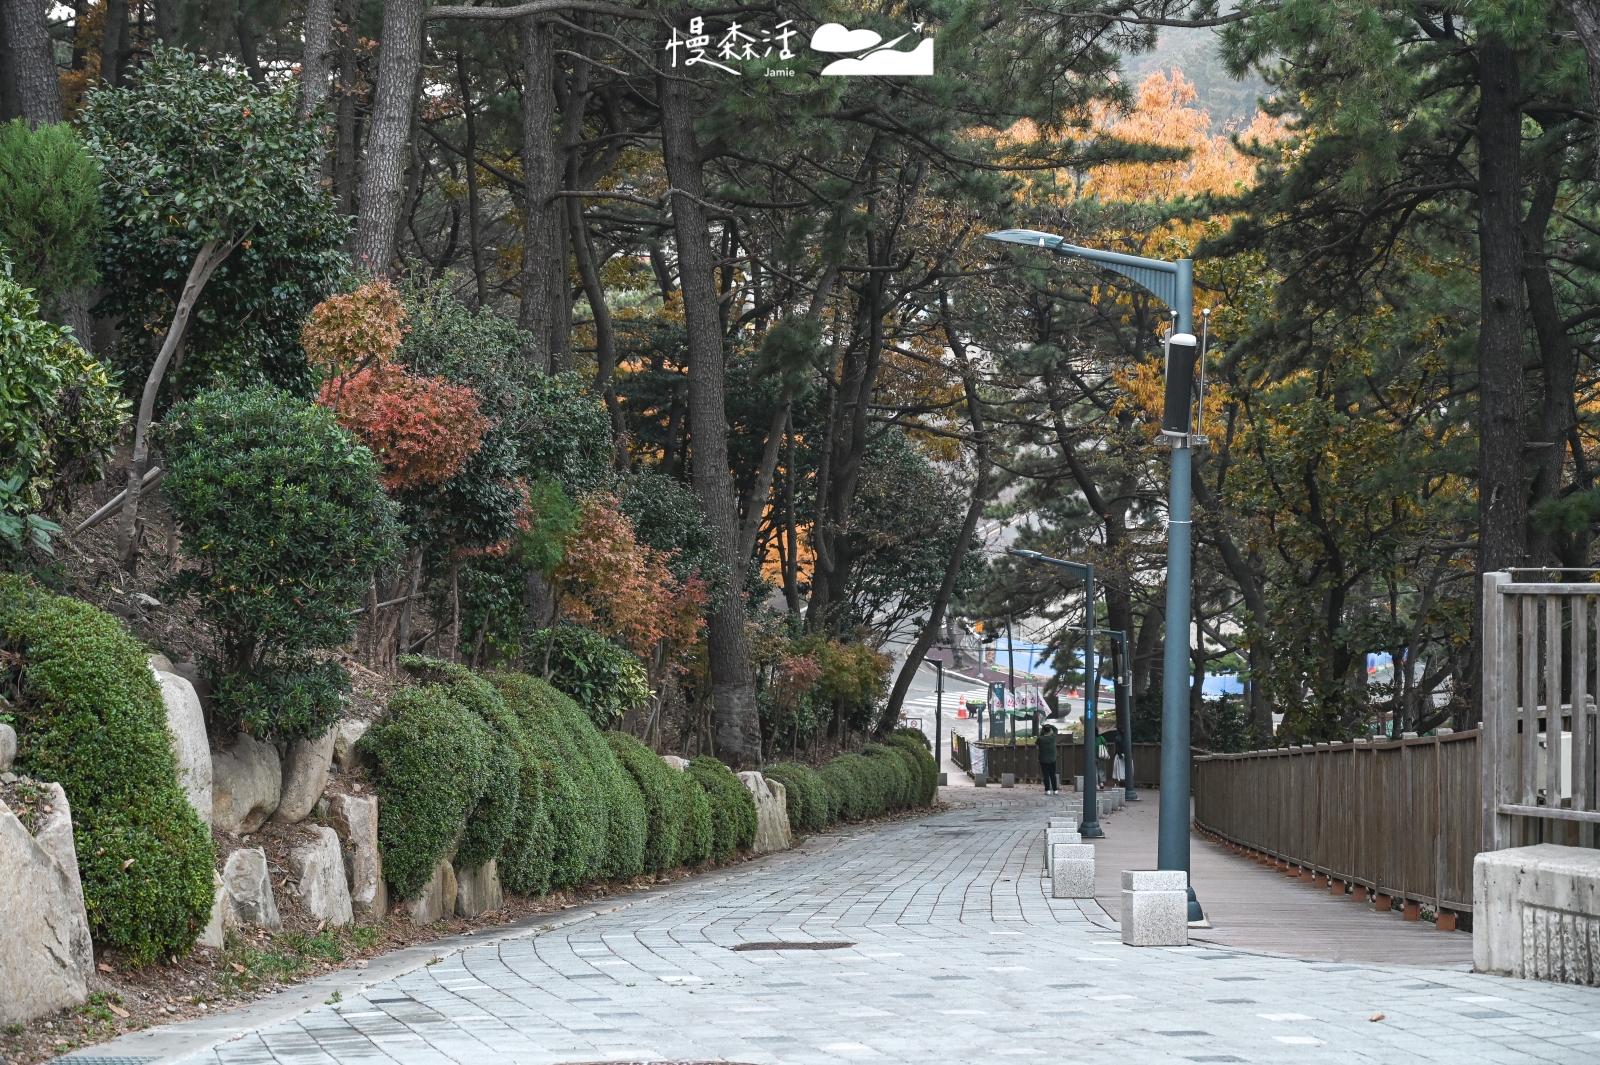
1000 773 1016 788
329 793 385 916
1049 818 1078 830
332 717 371 772
0 722 15 772
289 825 352 926
738 771 793 854
0 781 93 1024
212 733 281 834
152 668 211 827
222 847 282 930
937 772 948 786
197 869 232 949
1051 844 1095 899
1121 868 1189 947
455 859 503 917
1045 826 1081 869
407 858 458 924
1475 844 1600 983
274 726 336 824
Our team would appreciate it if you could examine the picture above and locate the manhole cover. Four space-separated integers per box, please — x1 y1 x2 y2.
730 940 856 951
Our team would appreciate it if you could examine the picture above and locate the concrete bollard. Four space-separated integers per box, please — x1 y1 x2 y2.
1051 844 1095 899
1120 870 1189 947
1001 773 1016 788
1045 826 1082 870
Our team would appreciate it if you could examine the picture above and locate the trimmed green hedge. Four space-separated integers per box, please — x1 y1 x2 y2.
358 683 491 899
762 762 829 831
675 769 714 866
688 755 757 860
606 732 683 873
0 578 215 963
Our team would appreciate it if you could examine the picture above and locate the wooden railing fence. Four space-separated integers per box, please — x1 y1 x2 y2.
950 734 1162 788
1481 572 1600 852
1193 732 1480 914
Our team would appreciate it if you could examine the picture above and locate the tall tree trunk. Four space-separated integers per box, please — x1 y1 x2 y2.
235 2 268 86
880 291 993 729
1560 0 1600 182
1472 34 1527 719
298 0 339 118
97 0 126 88
350 0 425 275
0 19 18 121
518 15 560 370
333 0 359 216
658 58 760 767
457 51 489 306
1523 170 1582 566
2 0 63 125
153 0 177 43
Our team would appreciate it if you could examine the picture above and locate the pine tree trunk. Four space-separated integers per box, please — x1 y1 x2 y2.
1523 171 1582 566
658 60 760 767
2 0 62 126
97 0 126 88
350 0 425 275
298 0 338 118
153 0 177 43
0 23 18 121
518 16 560 370
1560 1 1600 183
333 0 359 216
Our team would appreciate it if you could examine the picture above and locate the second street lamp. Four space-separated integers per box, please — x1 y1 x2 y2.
987 228 1203 922
1008 549 1102 838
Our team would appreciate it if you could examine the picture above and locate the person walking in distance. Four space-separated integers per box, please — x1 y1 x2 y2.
1037 724 1060 795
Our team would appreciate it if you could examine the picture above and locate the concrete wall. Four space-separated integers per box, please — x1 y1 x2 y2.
1474 844 1600 984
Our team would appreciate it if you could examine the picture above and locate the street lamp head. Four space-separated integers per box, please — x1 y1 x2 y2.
983 229 1065 251
1007 548 1042 560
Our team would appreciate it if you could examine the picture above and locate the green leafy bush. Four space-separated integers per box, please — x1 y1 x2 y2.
761 762 829 832
816 757 856 821
0 120 104 317
886 729 939 805
85 47 348 395
161 385 399 739
861 744 913 810
606 733 684 874
0 261 126 547
675 770 714 866
0 578 213 962
688 756 757 859
357 684 491 899
493 672 646 884
398 658 527 872
531 626 651 729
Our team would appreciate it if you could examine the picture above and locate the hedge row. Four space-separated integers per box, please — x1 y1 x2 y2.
764 727 938 832
360 659 754 901
0 578 215 964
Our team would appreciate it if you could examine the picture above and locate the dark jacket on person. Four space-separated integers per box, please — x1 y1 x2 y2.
1037 731 1058 764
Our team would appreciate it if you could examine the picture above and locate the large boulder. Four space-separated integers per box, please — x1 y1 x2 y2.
738 771 792 854
221 846 282 930
454 859 503 918
212 733 281 833
332 718 371 772
0 722 15 772
0 782 93 1024
405 858 457 924
152 668 212 826
289 826 353 926
329 793 385 916
273 727 336 825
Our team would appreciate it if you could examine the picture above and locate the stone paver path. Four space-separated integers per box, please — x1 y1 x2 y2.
75 789 1600 1065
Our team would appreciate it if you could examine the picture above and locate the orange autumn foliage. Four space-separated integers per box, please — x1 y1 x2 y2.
301 280 409 376
555 495 707 658
318 366 489 491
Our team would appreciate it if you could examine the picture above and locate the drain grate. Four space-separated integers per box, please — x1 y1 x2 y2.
731 940 855 951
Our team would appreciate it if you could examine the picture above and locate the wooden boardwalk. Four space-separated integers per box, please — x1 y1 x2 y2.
1086 788 1476 968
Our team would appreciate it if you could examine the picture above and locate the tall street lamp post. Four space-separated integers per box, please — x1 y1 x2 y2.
987 229 1203 921
1008 549 1102 838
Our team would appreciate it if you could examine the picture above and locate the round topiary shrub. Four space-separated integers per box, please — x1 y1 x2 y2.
0 578 214 963
675 770 714 866
886 730 938 805
606 733 684 874
160 385 400 741
762 762 828 831
861 744 914 810
688 756 756 859
357 683 491 898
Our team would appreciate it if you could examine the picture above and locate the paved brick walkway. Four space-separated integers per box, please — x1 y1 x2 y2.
76 789 1600 1065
